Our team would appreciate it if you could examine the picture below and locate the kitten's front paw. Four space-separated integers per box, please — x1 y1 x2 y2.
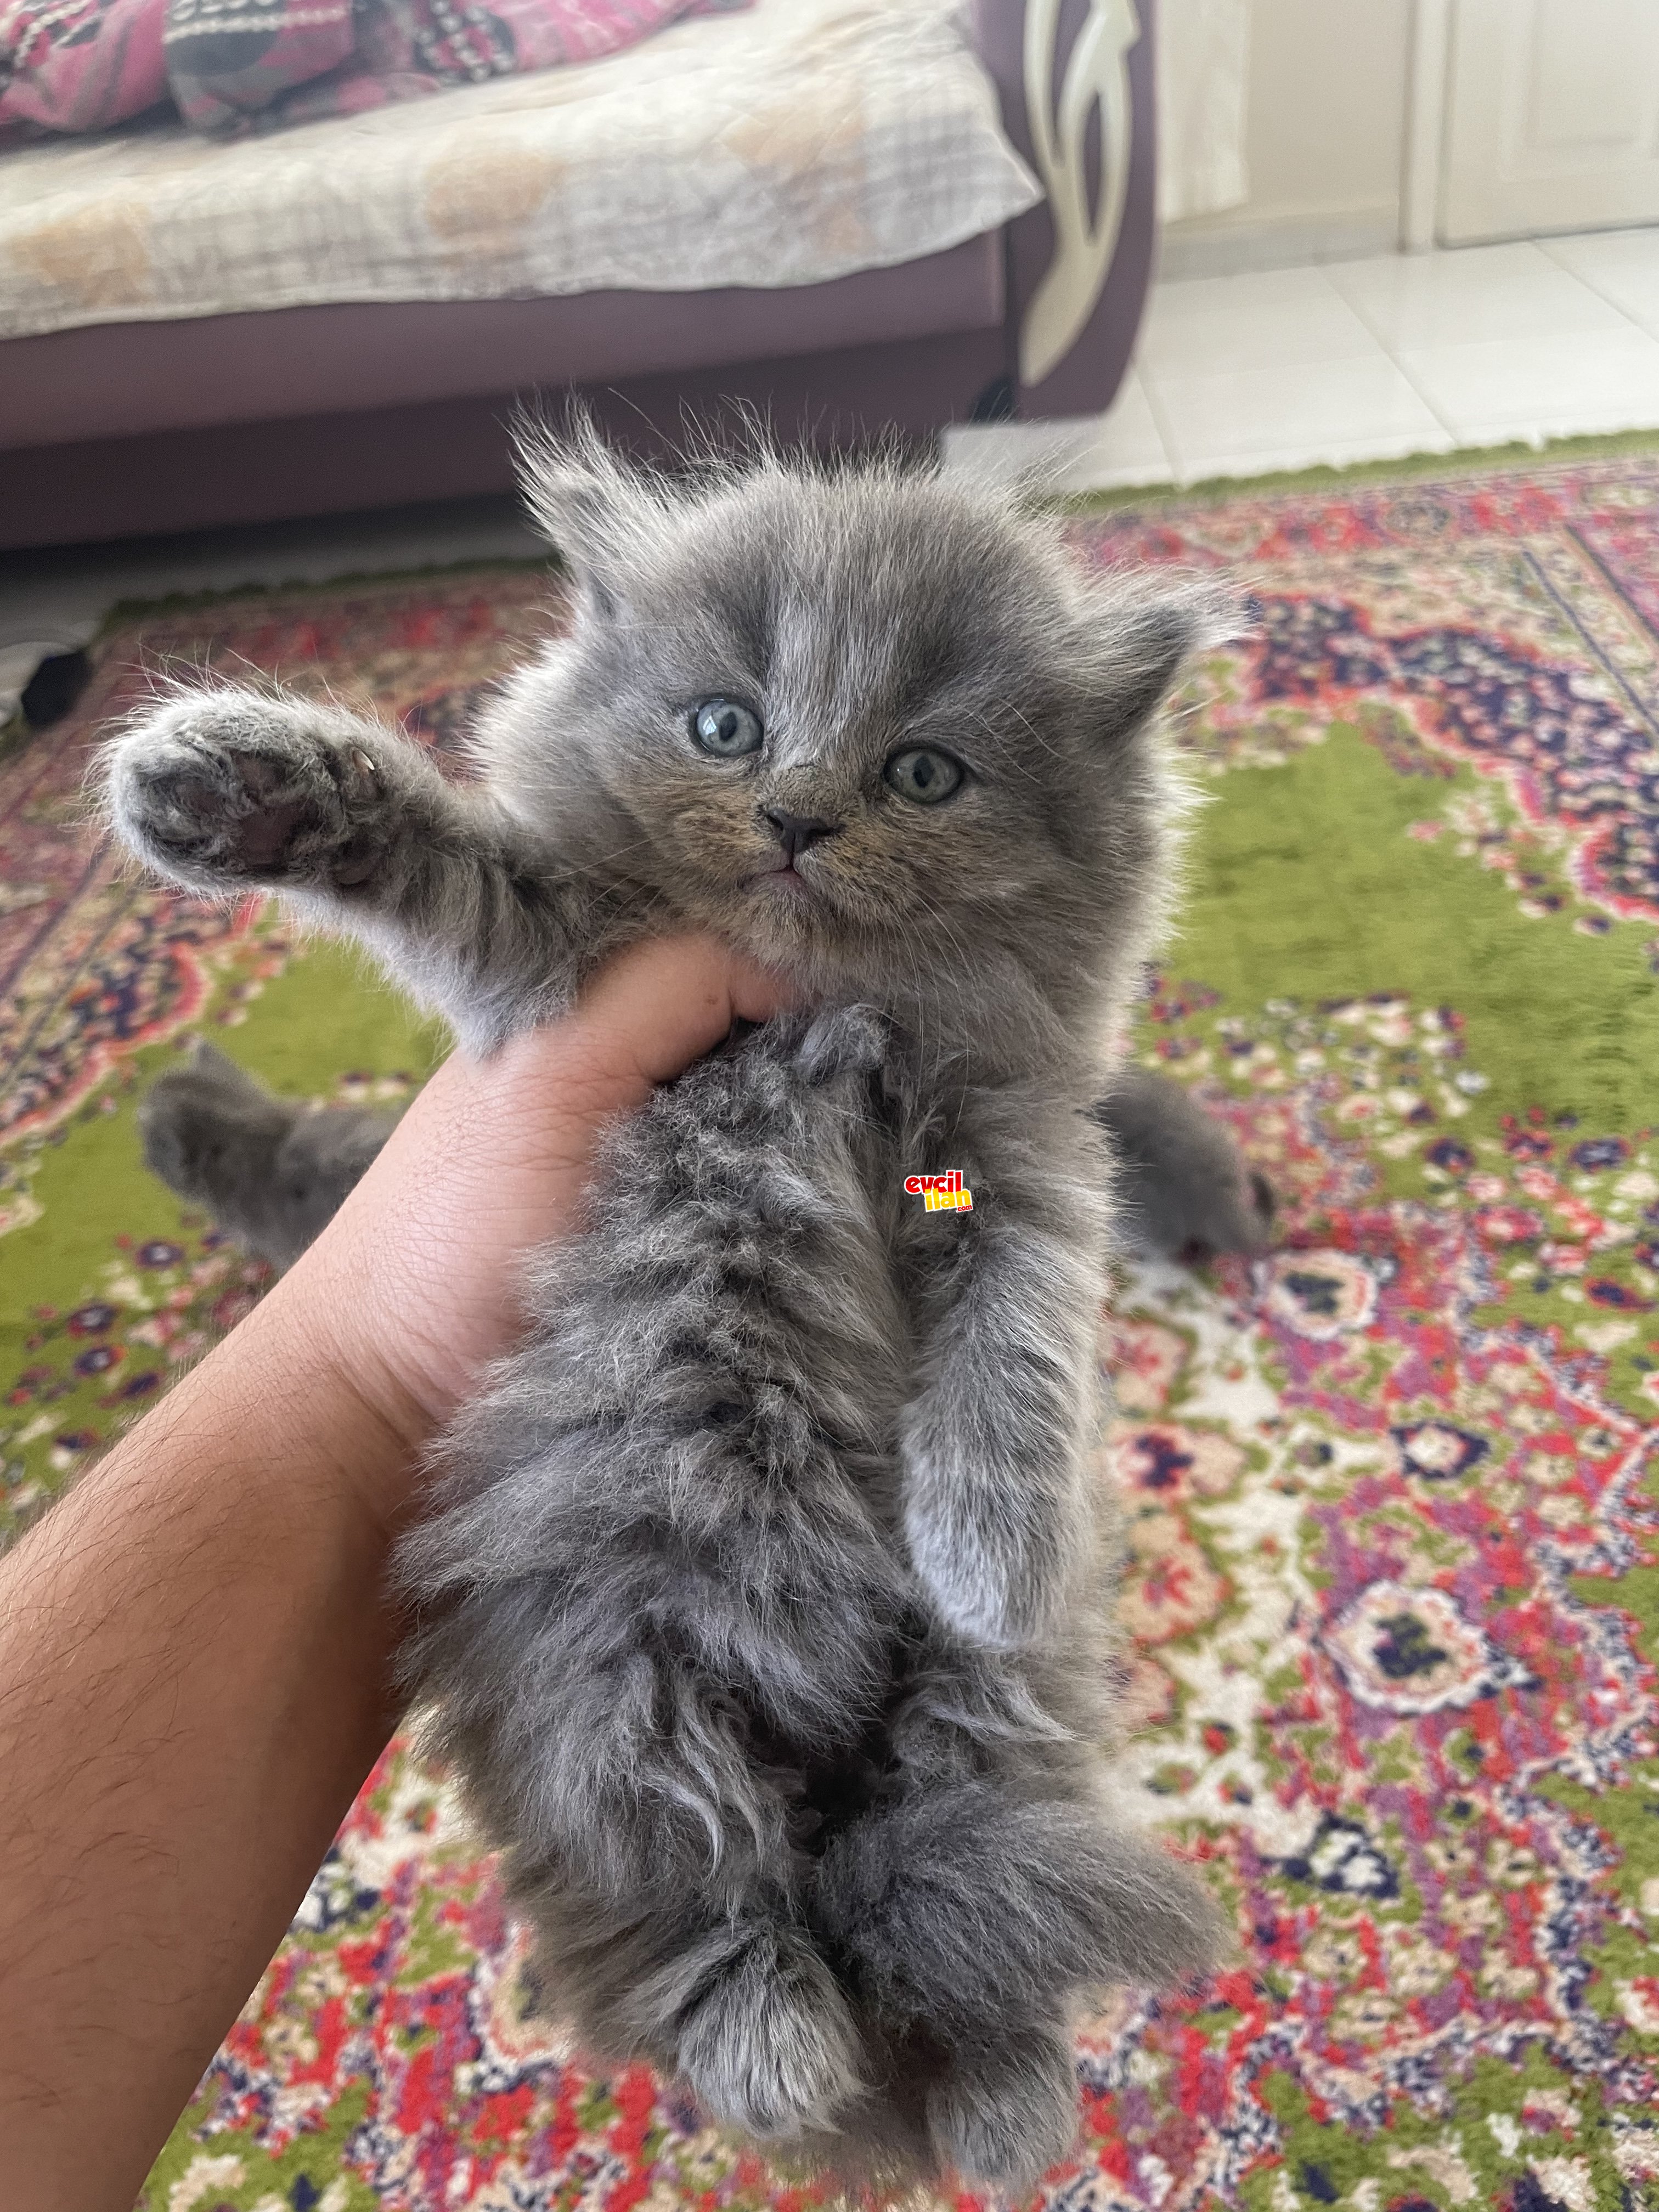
900 1425 1063 1652
105 690 397 894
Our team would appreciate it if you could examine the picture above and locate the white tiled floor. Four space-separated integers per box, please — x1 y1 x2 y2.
948 228 1659 493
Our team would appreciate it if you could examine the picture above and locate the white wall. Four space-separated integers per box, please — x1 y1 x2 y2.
1161 0 1414 276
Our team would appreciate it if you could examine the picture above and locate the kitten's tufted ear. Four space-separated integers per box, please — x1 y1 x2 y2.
514 412 653 620
1084 578 1244 746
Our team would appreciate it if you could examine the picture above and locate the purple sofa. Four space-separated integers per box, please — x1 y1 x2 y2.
0 0 1157 550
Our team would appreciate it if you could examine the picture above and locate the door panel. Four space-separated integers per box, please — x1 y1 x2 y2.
1443 0 1659 242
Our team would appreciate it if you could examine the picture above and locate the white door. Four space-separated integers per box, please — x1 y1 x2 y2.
1441 0 1659 244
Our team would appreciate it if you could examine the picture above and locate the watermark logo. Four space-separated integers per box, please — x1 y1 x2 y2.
905 1171 973 1214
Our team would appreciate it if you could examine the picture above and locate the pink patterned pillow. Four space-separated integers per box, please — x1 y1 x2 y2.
1 0 168 139
184 0 753 133
0 0 751 143
165 0 357 133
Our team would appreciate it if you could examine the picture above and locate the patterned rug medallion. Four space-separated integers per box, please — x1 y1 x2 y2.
5 454 1659 2212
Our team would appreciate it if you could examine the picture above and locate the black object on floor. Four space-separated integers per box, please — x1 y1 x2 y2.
21 648 92 730
969 375 1017 423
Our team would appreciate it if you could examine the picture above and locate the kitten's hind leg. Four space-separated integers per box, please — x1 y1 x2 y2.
142 1042 399 1269
1096 1064 1274 1261
507 1866 865 2142
814 1785 1219 2190
405 1568 873 2142
639 1918 864 2140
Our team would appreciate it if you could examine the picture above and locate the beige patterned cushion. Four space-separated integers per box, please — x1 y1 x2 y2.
0 0 1040 342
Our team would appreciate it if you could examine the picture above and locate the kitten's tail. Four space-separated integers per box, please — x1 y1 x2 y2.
1095 1064 1274 1261
140 1041 399 1270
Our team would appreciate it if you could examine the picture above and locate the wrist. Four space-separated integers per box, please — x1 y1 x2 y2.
233 1252 434 1544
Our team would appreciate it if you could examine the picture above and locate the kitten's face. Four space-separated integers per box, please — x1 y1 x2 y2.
474 450 1201 1003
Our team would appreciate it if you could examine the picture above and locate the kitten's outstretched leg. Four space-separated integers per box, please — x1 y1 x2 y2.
103 685 613 1049
142 1042 399 1269
898 1072 1271 1651
1096 1066 1274 1260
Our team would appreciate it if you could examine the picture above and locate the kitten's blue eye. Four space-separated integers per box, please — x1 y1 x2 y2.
691 698 764 757
883 747 963 805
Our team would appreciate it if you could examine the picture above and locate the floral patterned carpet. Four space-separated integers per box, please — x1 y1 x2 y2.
4 450 1659 2212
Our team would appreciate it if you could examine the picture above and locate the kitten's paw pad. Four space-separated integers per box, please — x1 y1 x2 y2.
107 693 392 889
927 2030 1080 2193
678 1929 861 2140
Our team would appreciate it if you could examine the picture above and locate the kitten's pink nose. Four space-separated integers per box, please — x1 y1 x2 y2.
764 809 842 862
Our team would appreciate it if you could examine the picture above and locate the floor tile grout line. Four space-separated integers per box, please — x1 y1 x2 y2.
1323 270 1469 444
1537 240 1659 342
1113 370 1178 484
1312 262 1447 402
1130 365 1187 486
1378 341 1471 444
1137 352 1455 475
1532 240 1659 345
1321 240 1659 352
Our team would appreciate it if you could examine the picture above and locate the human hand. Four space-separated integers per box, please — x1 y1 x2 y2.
250 933 789 1530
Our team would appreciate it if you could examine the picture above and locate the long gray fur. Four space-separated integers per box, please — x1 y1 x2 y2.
103 430 1250 2191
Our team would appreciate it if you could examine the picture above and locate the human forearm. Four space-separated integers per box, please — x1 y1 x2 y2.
0 1282 405 2212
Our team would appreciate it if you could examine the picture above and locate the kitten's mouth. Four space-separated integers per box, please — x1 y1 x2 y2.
750 861 819 900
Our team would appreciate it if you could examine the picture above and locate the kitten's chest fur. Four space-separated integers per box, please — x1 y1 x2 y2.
611 1002 1110 1485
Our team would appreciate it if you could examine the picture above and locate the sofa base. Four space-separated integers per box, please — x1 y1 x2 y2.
0 323 1011 551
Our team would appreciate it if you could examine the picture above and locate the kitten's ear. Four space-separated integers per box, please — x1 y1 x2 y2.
1083 578 1243 745
514 411 650 621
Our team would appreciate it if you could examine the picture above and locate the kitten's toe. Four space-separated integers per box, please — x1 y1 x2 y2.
677 1927 862 2140
106 691 389 891
927 2028 1080 2194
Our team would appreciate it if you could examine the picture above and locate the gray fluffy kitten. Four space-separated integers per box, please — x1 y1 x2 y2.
105 434 1262 2192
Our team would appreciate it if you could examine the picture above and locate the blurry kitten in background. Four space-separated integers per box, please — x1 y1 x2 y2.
106 430 1267 2193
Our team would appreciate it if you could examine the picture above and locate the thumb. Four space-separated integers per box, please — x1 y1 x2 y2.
543 934 794 1105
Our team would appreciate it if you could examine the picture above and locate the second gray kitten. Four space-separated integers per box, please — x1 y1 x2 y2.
105 432 1252 2191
